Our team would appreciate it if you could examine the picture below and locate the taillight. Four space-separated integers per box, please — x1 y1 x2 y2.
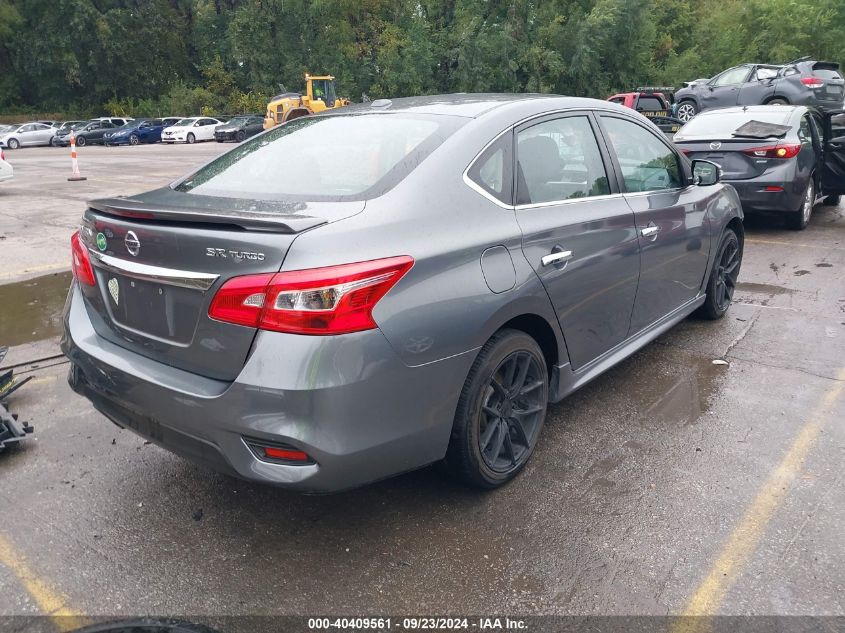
1 149 5 161
70 231 96 286
800 77 825 89
742 143 802 159
208 255 414 335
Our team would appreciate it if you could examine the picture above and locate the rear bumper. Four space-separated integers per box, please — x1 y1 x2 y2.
725 178 806 213
61 283 472 492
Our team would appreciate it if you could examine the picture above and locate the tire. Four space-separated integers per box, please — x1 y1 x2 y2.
76 135 86 147
445 329 549 489
129 134 139 146
767 98 788 106
697 228 742 320
236 130 246 142
186 133 195 144
676 100 698 122
7 138 19 150
823 194 840 206
785 179 814 230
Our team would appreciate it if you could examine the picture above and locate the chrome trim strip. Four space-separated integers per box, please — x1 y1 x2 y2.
515 192 625 210
462 105 646 210
88 250 219 291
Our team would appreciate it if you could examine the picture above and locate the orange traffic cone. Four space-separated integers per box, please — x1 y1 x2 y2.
68 131 87 181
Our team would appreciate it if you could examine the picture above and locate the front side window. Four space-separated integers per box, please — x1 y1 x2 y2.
176 112 465 202
516 116 610 205
601 116 683 193
712 66 752 87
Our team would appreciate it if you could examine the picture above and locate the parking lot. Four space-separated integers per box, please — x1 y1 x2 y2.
0 144 844 622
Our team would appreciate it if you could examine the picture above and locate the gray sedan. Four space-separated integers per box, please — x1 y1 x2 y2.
0 121 55 149
62 94 743 492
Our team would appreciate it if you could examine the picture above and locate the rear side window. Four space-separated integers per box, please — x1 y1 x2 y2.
516 116 610 205
636 96 664 112
601 117 682 192
467 134 513 204
176 113 466 202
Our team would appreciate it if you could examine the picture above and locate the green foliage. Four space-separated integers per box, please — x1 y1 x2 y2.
0 0 843 116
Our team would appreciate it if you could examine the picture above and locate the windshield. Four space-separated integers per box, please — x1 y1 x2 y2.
226 117 249 125
175 112 465 202
175 118 196 126
676 110 792 140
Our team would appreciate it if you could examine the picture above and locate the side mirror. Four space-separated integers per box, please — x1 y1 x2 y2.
692 160 720 186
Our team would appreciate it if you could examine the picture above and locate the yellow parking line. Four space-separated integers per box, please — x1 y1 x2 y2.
678 366 845 624
0 263 69 280
0 533 88 632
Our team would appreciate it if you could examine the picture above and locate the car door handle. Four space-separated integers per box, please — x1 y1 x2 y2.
641 226 660 238
541 250 573 266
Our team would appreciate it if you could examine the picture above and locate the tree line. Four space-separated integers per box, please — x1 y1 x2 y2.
1 0 843 117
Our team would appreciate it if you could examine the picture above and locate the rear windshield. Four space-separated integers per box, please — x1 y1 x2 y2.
675 110 792 140
814 69 842 80
175 112 466 202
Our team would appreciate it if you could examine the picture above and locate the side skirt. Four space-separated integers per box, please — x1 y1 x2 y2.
549 294 706 403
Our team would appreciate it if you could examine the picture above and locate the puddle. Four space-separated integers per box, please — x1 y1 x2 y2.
637 357 724 428
0 271 72 346
735 281 795 295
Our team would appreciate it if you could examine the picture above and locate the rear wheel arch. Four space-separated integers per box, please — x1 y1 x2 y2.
496 314 559 380
284 108 310 123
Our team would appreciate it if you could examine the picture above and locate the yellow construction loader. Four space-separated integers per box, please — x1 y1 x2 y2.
263 74 350 129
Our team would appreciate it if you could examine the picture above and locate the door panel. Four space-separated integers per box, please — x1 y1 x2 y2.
600 115 710 334
514 114 640 370
702 66 752 110
737 66 778 105
823 111 845 195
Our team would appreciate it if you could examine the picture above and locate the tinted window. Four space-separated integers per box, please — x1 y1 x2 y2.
176 113 465 202
609 97 625 105
602 117 682 193
798 117 812 144
712 66 751 86
467 134 512 204
516 116 610 205
636 96 664 111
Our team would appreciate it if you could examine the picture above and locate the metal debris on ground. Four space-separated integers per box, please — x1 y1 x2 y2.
0 346 35 452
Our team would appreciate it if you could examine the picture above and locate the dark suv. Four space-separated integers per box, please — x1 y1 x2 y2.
674 59 845 122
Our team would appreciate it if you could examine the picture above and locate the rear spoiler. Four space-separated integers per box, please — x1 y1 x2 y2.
88 197 328 233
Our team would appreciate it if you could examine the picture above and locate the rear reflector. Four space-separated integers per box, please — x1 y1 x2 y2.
263 446 310 462
765 186 784 192
70 231 96 286
800 77 825 89
243 437 313 464
209 256 414 335
742 143 802 159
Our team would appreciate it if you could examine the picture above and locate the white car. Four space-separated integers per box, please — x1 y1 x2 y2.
161 117 221 144
0 122 56 149
0 149 13 182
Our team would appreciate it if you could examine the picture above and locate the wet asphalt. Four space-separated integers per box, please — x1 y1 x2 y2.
0 145 843 619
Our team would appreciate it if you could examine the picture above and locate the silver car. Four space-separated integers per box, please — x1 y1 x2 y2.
62 94 744 492
0 121 55 149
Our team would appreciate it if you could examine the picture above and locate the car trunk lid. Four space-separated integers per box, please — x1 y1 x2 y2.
676 139 798 180
77 188 363 381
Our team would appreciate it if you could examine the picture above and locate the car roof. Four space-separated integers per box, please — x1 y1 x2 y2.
696 105 804 116
330 93 638 119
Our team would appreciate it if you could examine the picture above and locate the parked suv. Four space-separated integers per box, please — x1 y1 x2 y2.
674 59 845 121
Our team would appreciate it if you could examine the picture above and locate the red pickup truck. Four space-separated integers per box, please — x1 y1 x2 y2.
607 88 682 134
